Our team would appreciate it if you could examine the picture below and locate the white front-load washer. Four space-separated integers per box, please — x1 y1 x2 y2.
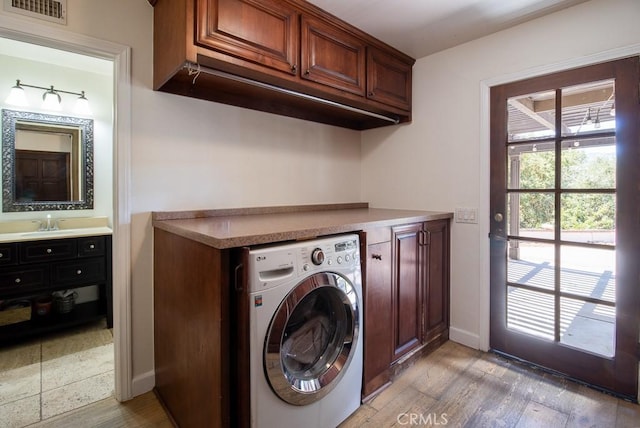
248 234 363 428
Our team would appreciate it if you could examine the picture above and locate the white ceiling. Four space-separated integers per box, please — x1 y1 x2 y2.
309 0 590 59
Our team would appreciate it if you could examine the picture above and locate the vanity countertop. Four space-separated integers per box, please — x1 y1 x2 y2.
0 217 112 243
152 203 453 249
0 227 113 243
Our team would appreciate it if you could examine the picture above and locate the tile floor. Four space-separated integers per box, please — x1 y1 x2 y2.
0 320 114 428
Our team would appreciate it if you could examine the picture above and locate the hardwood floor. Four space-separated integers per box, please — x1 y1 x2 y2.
29 341 639 427
341 341 639 428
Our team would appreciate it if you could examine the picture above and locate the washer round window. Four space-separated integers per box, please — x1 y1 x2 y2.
264 272 359 406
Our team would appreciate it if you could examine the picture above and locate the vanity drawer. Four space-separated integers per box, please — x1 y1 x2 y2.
0 243 18 266
0 266 48 294
51 258 106 285
20 239 77 263
78 236 106 257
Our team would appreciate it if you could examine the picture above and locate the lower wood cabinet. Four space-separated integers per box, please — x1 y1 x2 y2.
153 229 230 428
362 219 450 400
362 237 392 398
392 222 424 362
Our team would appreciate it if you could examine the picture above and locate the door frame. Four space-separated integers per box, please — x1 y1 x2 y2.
478 44 640 399
0 15 134 400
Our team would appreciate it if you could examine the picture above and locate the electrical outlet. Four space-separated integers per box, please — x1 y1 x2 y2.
455 207 478 224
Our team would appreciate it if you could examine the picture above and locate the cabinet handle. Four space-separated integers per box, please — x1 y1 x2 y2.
15 277 21 284
371 254 382 260
0 252 3 258
305 69 310 75
89 244 95 249
369 91 374 96
76 269 82 275
291 64 297 73
46 248 52 254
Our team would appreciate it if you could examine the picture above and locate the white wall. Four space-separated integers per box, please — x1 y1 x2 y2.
0 0 362 392
361 0 640 349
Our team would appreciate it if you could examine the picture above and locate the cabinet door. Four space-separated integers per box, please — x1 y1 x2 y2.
300 15 366 96
363 240 392 398
391 223 424 362
424 220 450 343
196 0 299 75
367 47 412 110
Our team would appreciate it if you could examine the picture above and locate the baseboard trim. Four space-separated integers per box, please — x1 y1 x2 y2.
131 370 155 397
449 327 481 350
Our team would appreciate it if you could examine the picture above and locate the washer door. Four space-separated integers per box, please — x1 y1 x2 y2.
264 272 359 406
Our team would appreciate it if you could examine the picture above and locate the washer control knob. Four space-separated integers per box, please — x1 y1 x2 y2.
337 256 343 264
311 248 325 265
303 263 310 271
345 254 351 262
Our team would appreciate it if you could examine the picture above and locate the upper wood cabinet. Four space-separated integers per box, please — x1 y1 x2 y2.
196 0 299 76
152 0 415 130
300 15 366 96
367 47 412 111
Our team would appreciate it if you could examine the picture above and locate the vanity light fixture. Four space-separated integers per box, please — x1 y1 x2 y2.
5 80 91 115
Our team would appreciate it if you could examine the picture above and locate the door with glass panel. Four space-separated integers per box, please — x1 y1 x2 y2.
490 57 640 399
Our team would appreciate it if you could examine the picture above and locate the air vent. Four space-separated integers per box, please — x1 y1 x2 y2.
3 0 67 24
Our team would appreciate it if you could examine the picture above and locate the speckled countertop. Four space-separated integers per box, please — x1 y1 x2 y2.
152 203 453 249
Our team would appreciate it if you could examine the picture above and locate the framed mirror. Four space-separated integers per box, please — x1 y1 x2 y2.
1 109 94 212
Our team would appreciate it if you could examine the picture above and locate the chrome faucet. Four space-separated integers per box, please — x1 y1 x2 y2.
39 215 58 231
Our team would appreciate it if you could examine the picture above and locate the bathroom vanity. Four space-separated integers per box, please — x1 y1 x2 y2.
0 219 112 344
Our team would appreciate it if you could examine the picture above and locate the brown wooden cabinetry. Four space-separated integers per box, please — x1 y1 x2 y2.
362 220 450 401
300 15 366 96
153 229 230 428
152 0 415 130
362 228 393 398
392 223 424 362
196 0 299 76
367 47 412 111
424 219 450 343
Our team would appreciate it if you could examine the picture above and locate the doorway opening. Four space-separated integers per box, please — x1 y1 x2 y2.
0 28 129 424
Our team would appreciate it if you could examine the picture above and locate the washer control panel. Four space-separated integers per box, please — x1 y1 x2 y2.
300 236 359 273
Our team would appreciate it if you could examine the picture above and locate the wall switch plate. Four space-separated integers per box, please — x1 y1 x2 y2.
455 207 478 224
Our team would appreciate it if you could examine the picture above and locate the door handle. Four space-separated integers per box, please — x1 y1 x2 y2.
494 213 504 222
488 232 509 241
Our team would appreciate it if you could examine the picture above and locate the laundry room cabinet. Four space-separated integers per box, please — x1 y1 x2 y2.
151 0 414 129
362 219 450 400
